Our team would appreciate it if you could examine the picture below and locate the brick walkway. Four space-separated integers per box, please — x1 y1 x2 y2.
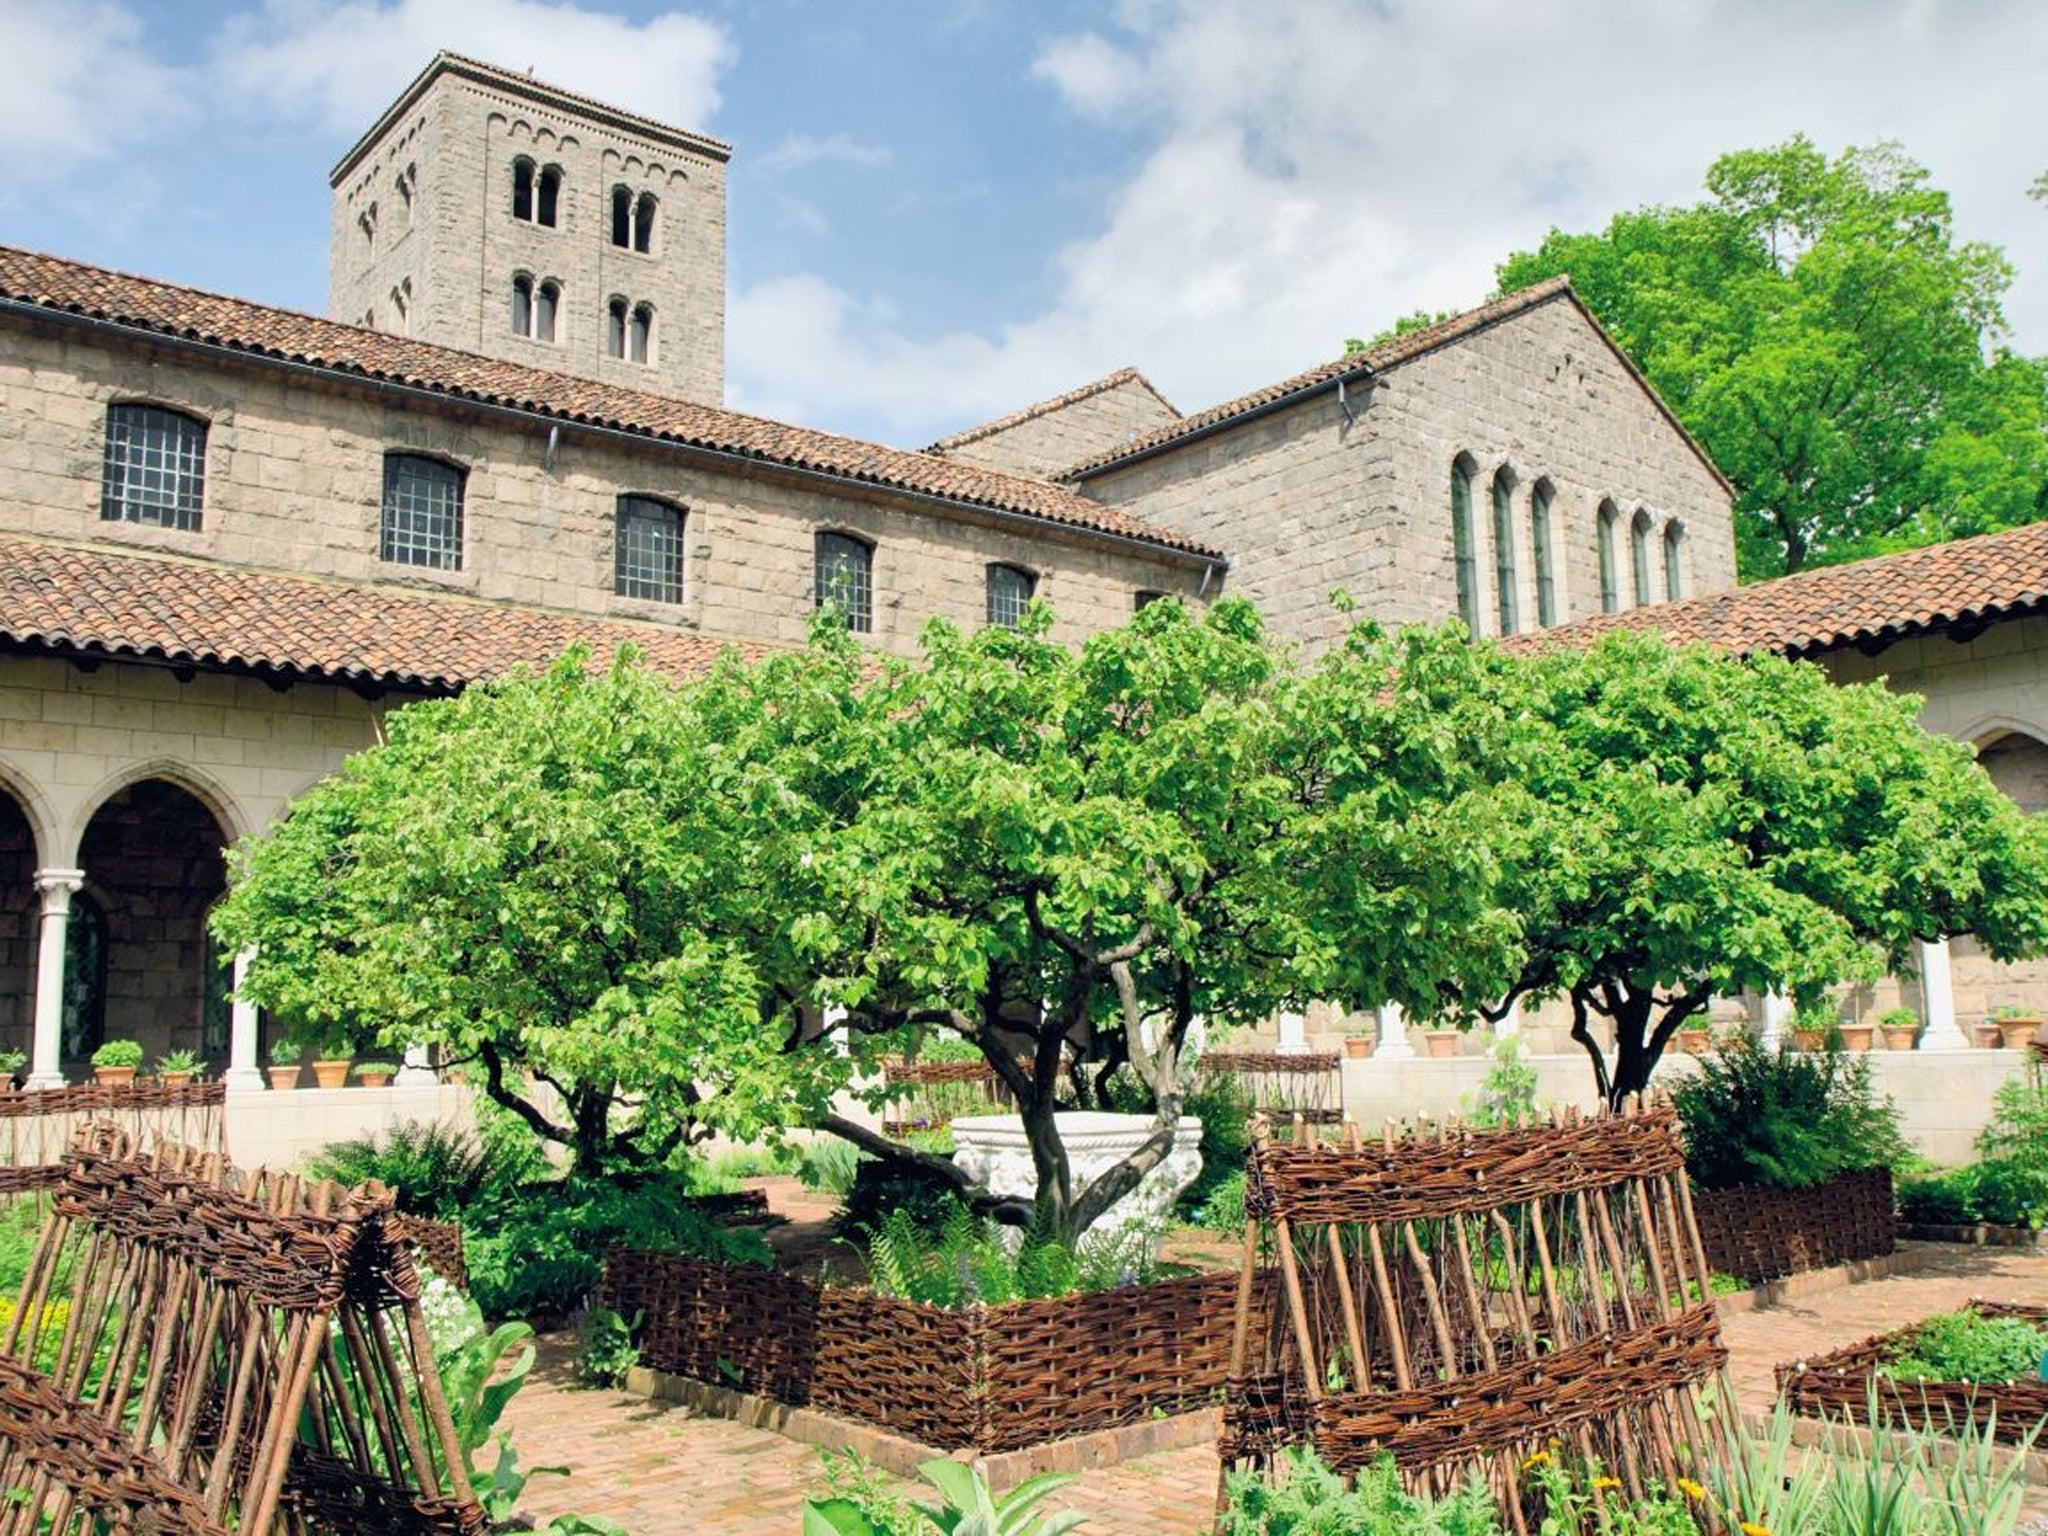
501 1242 2048 1535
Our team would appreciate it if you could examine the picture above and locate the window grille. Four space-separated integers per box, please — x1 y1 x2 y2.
815 532 874 633
380 454 464 570
986 564 1035 629
615 496 684 603
101 404 206 531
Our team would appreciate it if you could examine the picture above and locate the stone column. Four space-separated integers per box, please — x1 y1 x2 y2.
29 870 83 1090
1758 992 1791 1054
1374 1001 1414 1060
223 947 264 1092
1276 1010 1308 1054
1915 938 1970 1051
1494 999 1521 1038
396 1042 437 1087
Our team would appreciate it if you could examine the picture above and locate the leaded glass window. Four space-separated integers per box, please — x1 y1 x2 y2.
102 404 206 531
1531 480 1557 628
616 496 684 603
815 532 873 633
1491 469 1519 636
986 564 1035 629
1598 501 1621 613
1451 457 1479 633
1632 508 1654 607
380 454 464 570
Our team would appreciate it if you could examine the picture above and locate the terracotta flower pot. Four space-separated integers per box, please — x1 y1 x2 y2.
1881 1025 1918 1052
92 1066 136 1086
1423 1030 1461 1059
1996 1016 2042 1049
356 1070 393 1089
1836 1025 1874 1053
1342 1035 1374 1060
1792 1028 1824 1053
158 1071 194 1088
311 1058 351 1090
1975 1022 2003 1049
1677 1028 1711 1055
266 1065 301 1091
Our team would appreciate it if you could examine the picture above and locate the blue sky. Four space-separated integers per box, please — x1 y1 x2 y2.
4 0 2044 449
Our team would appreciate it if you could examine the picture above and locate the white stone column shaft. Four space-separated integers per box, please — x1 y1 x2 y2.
1915 938 1970 1052
1494 999 1521 1037
1758 992 1791 1054
29 870 84 1090
1276 1010 1308 1054
1374 1001 1414 1061
396 1041 437 1087
223 947 264 1091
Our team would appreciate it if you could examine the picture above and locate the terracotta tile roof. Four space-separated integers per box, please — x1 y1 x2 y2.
925 367 1179 455
1512 520 2048 660
0 244 1222 563
0 535 766 693
1058 277 1730 495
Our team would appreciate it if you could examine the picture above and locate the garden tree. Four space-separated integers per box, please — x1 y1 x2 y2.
1498 136 2048 578
212 644 876 1176
1437 630 2048 1109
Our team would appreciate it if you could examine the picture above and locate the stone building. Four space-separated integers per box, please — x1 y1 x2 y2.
0 52 1799 1091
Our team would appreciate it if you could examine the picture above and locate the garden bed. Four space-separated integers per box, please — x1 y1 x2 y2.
602 1248 1263 1453
1692 1165 1895 1283
1897 1221 2042 1248
1776 1299 2048 1444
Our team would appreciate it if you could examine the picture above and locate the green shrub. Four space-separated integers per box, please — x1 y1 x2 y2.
1195 1168 1248 1232
305 1121 488 1219
835 1154 963 1239
1177 1071 1253 1223
1672 1033 1908 1192
1464 1036 1541 1129
1898 1169 1978 1226
862 1200 1158 1310
798 1138 868 1200
89 1040 142 1068
572 1304 641 1389
1968 1158 2048 1230
1884 1309 2048 1384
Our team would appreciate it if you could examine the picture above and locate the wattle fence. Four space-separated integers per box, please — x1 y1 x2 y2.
1690 1166 1895 1284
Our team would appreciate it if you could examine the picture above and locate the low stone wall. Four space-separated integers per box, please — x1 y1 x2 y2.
1692 1167 1895 1284
602 1249 1261 1454
224 1083 475 1171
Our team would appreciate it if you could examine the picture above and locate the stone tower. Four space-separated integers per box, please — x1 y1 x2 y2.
328 53 727 403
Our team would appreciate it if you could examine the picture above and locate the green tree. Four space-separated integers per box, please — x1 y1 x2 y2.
1499 136 2048 578
1434 631 2048 1107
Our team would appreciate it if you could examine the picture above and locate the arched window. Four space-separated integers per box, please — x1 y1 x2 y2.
1663 521 1685 600
1597 500 1621 613
986 564 1035 629
510 274 533 337
60 892 107 1064
633 192 658 254
535 280 560 343
1491 467 1519 636
512 158 535 221
629 303 654 364
1631 508 1654 607
537 165 562 227
1530 478 1557 628
606 296 628 358
380 453 465 570
1450 455 1480 634
615 495 684 603
815 532 874 634
611 185 632 248
102 404 207 531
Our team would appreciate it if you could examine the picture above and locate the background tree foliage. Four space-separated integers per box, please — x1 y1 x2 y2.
1499 136 2048 578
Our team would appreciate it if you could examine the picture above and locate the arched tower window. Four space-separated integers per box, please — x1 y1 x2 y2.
816 532 875 634
535 280 560 343
510 275 533 337
536 165 562 227
512 158 535 221
1491 467 1519 636
1597 501 1621 613
629 303 654 364
1631 508 1654 608
1530 478 1558 628
633 192 658 254
1663 521 1685 600
1450 455 1480 634
102 404 207 531
606 296 628 357
610 185 632 248
986 564 1036 629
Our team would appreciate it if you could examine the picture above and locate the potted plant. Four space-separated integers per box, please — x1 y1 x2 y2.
1788 1001 1834 1053
1878 1006 1920 1052
0 1049 25 1087
1423 1028 1462 1059
90 1039 143 1086
353 1060 397 1089
1993 1005 2043 1050
1676 1025 1711 1054
1836 1019 1875 1053
311 1044 352 1090
154 1048 202 1086
1342 1030 1374 1060
267 1039 305 1091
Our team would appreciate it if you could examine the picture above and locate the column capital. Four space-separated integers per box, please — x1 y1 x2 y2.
32 868 84 910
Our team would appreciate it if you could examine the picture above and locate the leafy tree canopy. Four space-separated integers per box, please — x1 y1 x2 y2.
1498 136 2048 578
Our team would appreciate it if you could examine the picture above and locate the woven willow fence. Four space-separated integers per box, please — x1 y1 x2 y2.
1691 1166 1896 1284
1219 1105 1738 1531
0 1081 226 1196
0 1137 485 1536
879 1059 1014 1137
1195 1052 1343 1128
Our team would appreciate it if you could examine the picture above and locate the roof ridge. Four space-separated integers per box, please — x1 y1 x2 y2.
925 367 1180 454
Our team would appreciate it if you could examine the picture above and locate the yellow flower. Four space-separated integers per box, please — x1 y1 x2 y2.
1741 1524 1774 1536
1676 1478 1706 1501
1522 1450 1553 1472
1592 1477 1621 1491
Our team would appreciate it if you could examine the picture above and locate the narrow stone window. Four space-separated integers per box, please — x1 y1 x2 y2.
815 531 874 633
611 185 632 248
511 274 533 337
629 303 654 364
1663 522 1685 600
1134 589 1165 612
1530 478 1557 628
390 279 410 332
102 404 207 531
633 192 658 254
986 563 1036 629
1450 455 1480 634
1631 508 1654 607
380 453 464 570
535 280 560 343
512 158 535 221
615 496 684 603
1491 467 1519 636
1597 500 1621 613
537 166 562 228
606 296 628 357
396 163 416 220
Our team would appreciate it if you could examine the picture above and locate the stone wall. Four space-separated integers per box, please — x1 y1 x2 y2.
0 794 31 1051
0 320 1201 655
1079 293 1737 654
938 376 1181 481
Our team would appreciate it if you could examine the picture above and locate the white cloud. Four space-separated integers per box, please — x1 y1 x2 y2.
212 0 732 136
730 0 2048 447
0 0 188 179
758 133 892 175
